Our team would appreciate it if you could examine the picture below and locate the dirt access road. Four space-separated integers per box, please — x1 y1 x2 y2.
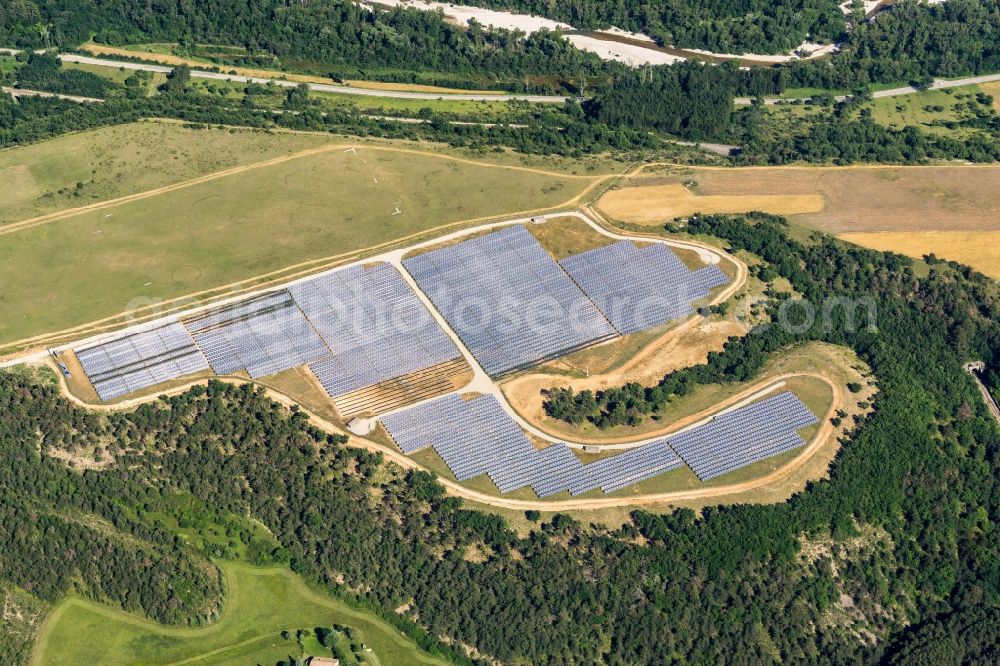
0 143 615 357
37 354 843 512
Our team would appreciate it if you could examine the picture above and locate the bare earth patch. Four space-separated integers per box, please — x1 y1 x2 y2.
501 318 746 433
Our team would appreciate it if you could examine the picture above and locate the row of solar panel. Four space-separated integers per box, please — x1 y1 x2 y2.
75 225 728 402
186 291 330 379
559 240 729 335
381 394 686 497
289 264 460 398
74 322 210 401
76 262 460 401
665 392 818 480
403 226 619 376
381 390 817 497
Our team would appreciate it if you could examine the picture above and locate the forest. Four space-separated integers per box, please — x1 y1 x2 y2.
2 212 1000 664
447 0 846 54
0 0 622 91
8 53 1000 165
10 51 118 97
2 0 998 92
789 0 1000 89
3 0 1000 166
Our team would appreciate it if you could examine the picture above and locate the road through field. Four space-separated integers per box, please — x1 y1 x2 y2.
0 151 617 356
57 53 571 103
0 141 602 238
1 205 846 511
36 352 842 511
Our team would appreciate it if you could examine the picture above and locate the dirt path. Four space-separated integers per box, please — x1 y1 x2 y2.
38 356 843 511
506 370 832 447
1 149 615 357
1 142 602 238
0 143 343 237
501 318 745 435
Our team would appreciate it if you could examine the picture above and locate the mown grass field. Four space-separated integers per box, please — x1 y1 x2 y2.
0 122 332 225
866 87 988 135
31 562 449 666
0 124 612 347
597 182 824 224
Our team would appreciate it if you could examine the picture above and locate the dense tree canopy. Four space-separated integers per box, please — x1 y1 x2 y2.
0 0 620 90
422 0 846 54
791 0 1000 87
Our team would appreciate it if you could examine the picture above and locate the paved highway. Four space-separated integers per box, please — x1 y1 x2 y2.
12 49 1000 109
736 72 1000 105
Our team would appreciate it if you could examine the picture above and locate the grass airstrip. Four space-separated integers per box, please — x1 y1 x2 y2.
0 122 619 348
31 561 449 666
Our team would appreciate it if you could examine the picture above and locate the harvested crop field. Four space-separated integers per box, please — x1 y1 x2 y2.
601 165 1000 232
598 183 823 224
839 231 1000 280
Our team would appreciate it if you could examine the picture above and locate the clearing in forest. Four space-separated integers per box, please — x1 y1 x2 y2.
31 561 448 666
599 165 1000 277
839 230 1000 280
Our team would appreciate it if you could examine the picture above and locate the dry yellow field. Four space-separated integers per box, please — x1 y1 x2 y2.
598 183 824 223
979 81 1000 113
600 165 1000 281
839 231 1000 280
603 166 1000 232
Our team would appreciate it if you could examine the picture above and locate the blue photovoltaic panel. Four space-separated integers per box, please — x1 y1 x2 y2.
75 322 209 401
666 391 818 481
403 226 617 376
559 241 730 335
574 440 684 494
289 263 461 398
381 394 685 497
184 291 329 378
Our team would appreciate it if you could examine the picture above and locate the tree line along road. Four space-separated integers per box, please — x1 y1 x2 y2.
57 53 572 103
8 49 1000 106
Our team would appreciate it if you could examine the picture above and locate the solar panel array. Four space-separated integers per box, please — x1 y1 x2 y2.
403 226 618 376
75 322 209 401
184 291 329 378
666 391 817 481
381 394 684 497
289 263 460 398
559 241 730 335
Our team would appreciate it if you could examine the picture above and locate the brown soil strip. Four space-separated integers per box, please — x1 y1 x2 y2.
41 356 844 511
